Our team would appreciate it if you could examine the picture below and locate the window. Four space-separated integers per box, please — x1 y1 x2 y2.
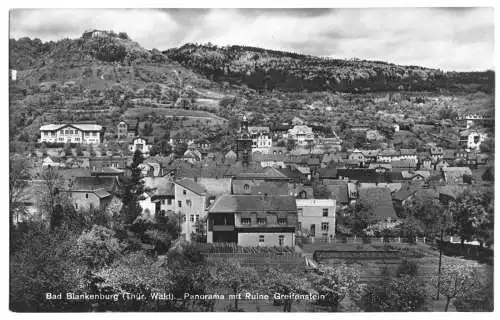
278 218 287 225
241 218 251 225
89 204 94 210
186 200 192 207
183 216 186 222
323 208 329 217
259 235 265 243
243 184 250 191
85 193 89 199
178 201 182 208
92 132 97 136
182 189 187 195
167 199 172 205
297 208 303 216
195 215 199 221
278 235 284 246
161 200 165 205
321 222 329 231
75 203 78 209
257 218 267 225
190 215 194 222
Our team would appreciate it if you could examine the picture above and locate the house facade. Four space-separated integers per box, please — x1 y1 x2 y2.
129 137 152 156
117 120 138 140
40 124 103 144
207 195 297 247
248 126 272 154
287 125 315 147
174 179 209 242
296 199 336 242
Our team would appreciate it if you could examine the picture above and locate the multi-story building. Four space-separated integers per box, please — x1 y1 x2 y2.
287 125 315 147
296 199 336 242
64 176 116 211
249 126 272 154
174 178 209 242
231 167 295 196
129 137 152 156
39 124 103 144
207 195 297 246
139 177 175 219
117 120 138 141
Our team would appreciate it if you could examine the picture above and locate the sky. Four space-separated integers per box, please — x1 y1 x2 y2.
9 8 494 71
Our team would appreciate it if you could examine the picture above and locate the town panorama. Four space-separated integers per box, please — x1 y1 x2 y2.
9 8 494 313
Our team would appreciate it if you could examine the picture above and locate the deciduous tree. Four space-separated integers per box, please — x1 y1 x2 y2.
433 264 481 311
311 264 364 311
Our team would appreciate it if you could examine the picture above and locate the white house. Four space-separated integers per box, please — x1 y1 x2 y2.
296 199 336 242
174 179 209 242
249 126 273 154
459 130 488 150
39 124 103 144
287 125 315 147
129 137 152 156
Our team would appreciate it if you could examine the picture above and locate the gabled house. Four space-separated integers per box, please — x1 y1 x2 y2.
390 159 418 172
231 167 293 196
39 123 104 145
419 157 433 170
368 163 392 173
377 149 400 163
174 178 209 242
359 149 381 163
207 195 298 246
117 120 138 141
442 167 473 184
64 176 117 211
399 149 418 161
139 177 175 220
459 130 488 150
348 149 366 164
429 147 444 162
224 150 237 163
129 136 152 157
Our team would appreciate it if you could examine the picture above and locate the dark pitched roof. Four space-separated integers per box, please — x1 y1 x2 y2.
276 167 305 180
307 158 321 165
337 169 392 183
392 184 416 202
325 183 349 204
71 176 116 192
318 167 338 179
358 188 397 219
209 195 297 213
390 159 418 168
175 178 207 195
143 177 175 197
234 167 289 180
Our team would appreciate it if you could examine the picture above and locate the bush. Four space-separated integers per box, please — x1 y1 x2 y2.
74 225 124 269
397 259 419 277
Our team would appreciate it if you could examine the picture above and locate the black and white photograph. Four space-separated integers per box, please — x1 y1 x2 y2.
7 4 495 313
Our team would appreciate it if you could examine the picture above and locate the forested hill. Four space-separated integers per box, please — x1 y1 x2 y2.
164 43 494 93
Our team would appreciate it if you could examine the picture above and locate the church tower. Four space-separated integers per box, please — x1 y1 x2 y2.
235 115 252 165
